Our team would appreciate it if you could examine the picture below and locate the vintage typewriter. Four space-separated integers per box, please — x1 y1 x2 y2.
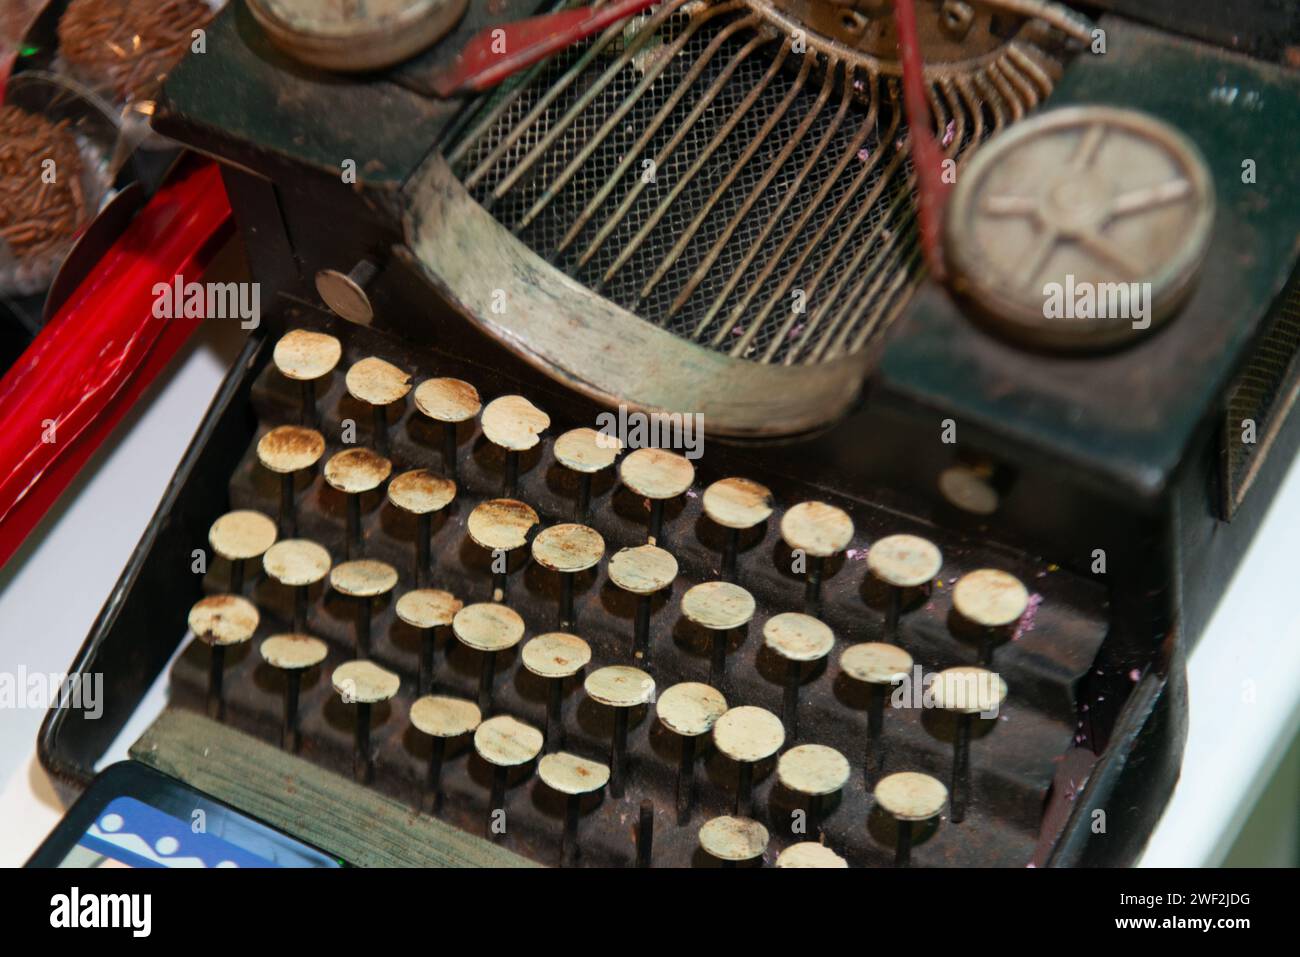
37 0 1300 867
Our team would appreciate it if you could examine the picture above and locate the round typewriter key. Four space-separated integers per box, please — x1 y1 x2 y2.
776 842 849 868
260 634 328 752
473 714 544 839
324 447 393 560
387 468 456 586
189 595 259 722
257 425 326 537
346 357 411 457
713 705 785 817
481 395 550 496
637 800 655 868
938 465 999 516
952 568 1029 665
531 523 605 630
410 694 481 813
554 427 622 520
274 329 341 426
840 642 914 785
584 665 655 799
263 538 331 633
397 589 463 694
874 771 947 866
763 612 834 740
781 501 854 614
413 377 481 482
608 544 677 663
930 665 1008 823
521 632 591 752
330 559 398 658
315 258 379 325
333 659 401 784
702 477 773 581
619 447 695 546
467 498 539 601
777 744 850 840
538 751 610 866
208 509 277 594
681 581 755 691
657 681 727 825
868 534 942 641
453 602 526 712
699 815 769 868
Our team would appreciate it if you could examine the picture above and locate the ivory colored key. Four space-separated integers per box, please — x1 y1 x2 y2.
189 595 259 722
413 377 481 482
931 665 1008 823
474 714 544 839
952 568 1029 665
840 642 914 785
780 501 854 614
538 752 611 866
618 447 695 546
256 425 325 537
875 771 947 866
531 523 605 630
777 744 850 840
345 357 411 457
554 427 622 519
453 602 526 712
409 694 481 813
657 681 727 825
868 534 942 641
208 509 276 594
713 705 785 817
387 468 456 586
702 477 773 581
259 634 327 752
681 581 755 691
467 498 538 601
521 632 591 752
273 329 341 426
699 815 769 868
763 612 834 739
776 842 849 868
263 539 331 633
396 589 463 694
480 394 550 496
584 665 655 799
608 544 677 663
330 559 398 658
332 659 401 784
324 448 392 560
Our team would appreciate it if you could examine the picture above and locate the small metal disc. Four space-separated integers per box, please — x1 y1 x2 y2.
452 602 525 653
607 544 677 595
480 395 550 451
189 595 259 646
413 377 481 423
260 634 328 670
780 501 854 557
681 581 755 631
952 569 1029 628
262 539 332 587
396 589 462 629
521 632 592 679
763 612 834 663
474 714 544 767
938 466 999 515
930 666 1009 715
346 357 412 407
874 771 948 822
618 447 695 500
712 705 785 763
330 559 399 598
584 665 655 709
273 329 341 381
257 425 326 474
657 682 727 737
410 695 482 739
332 659 401 704
698 816 769 862
467 498 539 551
776 842 849 868
777 744 850 796
702 477 774 530
553 427 621 473
208 510 277 562
839 642 914 685
868 534 943 589
324 447 392 494
531 523 605 574
387 468 456 515
539 752 611 796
